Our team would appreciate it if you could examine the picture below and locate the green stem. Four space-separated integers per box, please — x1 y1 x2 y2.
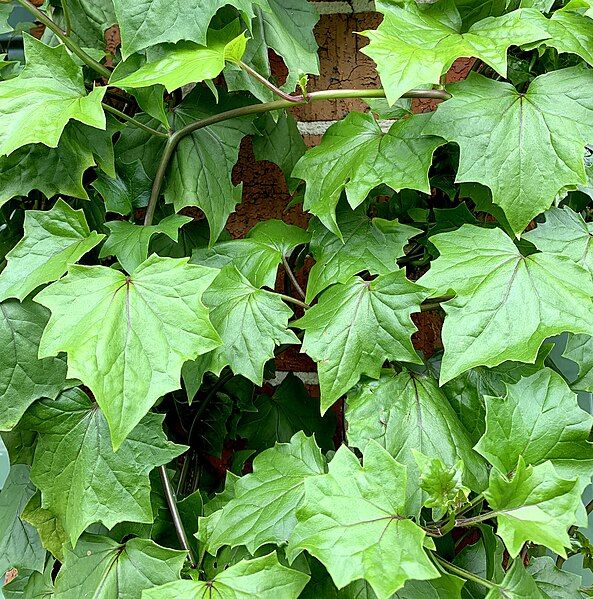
102 104 168 138
61 0 72 35
237 60 302 103
279 294 310 310
282 255 306 300
420 296 452 312
455 511 496 527
434 555 499 591
15 0 111 78
143 87 450 226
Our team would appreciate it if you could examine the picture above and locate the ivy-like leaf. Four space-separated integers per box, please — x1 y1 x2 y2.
34 255 221 448
484 458 583 558
424 68 593 233
419 225 593 384
22 491 68 562
306 203 421 302
23 388 185 545
52 0 116 51
485 560 544 599
0 199 104 301
288 442 439 599
475 368 593 479
186 265 299 385
527 556 582 599
100 214 193 273
563 333 593 392
200 431 326 554
292 113 445 236
0 299 67 431
143 552 310 599
361 1 547 104
346 371 487 512
0 34 106 156
0 3 13 35
53 534 186 598
295 272 427 411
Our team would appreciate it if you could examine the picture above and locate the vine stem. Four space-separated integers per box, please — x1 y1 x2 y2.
102 104 168 138
279 294 310 310
433 555 499 591
15 0 111 79
143 87 451 226
158 465 198 568
237 60 302 103
282 256 306 299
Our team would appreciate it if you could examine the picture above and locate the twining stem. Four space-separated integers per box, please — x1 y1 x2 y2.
102 104 169 138
143 87 451 226
280 294 310 310
15 0 111 79
237 60 302 103
158 465 198 568
433 555 499 591
454 511 496 527
282 256 306 300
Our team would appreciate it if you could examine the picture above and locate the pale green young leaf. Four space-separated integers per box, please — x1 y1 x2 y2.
143 552 310 599
34 255 221 448
292 113 445 236
484 458 583 558
361 1 547 104
295 272 427 412
0 199 103 301
563 333 593 392
475 368 593 479
186 265 298 385
54 534 186 599
0 299 67 432
485 560 545 599
306 203 421 302
0 34 106 156
538 7 593 67
247 219 310 256
419 225 593 384
110 24 248 92
288 442 439 599
23 388 185 545
200 431 326 554
100 214 193 273
22 491 68 562
346 371 486 512
0 465 45 577
424 68 593 233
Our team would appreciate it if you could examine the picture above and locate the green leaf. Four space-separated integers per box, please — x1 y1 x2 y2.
0 465 45 576
237 373 336 452
200 431 326 554
186 265 299 385
21 491 68 562
100 214 193 273
0 34 106 156
419 225 593 383
424 68 593 233
0 299 68 431
527 556 582 599
346 371 486 512
110 24 248 92
485 560 544 599
360 1 547 105
287 442 439 599
484 457 583 558
295 272 427 411
143 552 310 599
53 0 116 50
563 333 593 392
306 202 421 302
34 255 221 448
54 534 186 598
0 3 13 35
3 558 55 599
475 368 593 479
23 388 185 545
524 206 593 276
247 219 310 256
292 113 445 236
0 199 104 301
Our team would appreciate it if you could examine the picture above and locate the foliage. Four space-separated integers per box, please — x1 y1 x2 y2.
0 0 593 596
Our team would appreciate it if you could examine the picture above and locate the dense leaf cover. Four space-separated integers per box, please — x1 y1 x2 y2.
0 0 593 596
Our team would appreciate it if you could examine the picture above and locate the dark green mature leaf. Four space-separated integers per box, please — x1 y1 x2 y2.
22 491 68 562
485 560 544 599
0 200 104 301
361 0 547 104
425 68 593 233
53 534 186 598
296 272 427 411
563 333 593 392
0 34 106 157
0 3 13 35
187 265 299 385
53 0 116 50
346 371 487 512
144 552 310 599
100 214 193 273
288 442 439 599
34 255 221 448
3 558 55 599
475 368 593 479
292 113 445 236
527 556 582 599
200 432 326 554
484 458 583 558
0 299 67 432
23 388 185 545
419 225 593 383
0 465 45 577
306 203 421 302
